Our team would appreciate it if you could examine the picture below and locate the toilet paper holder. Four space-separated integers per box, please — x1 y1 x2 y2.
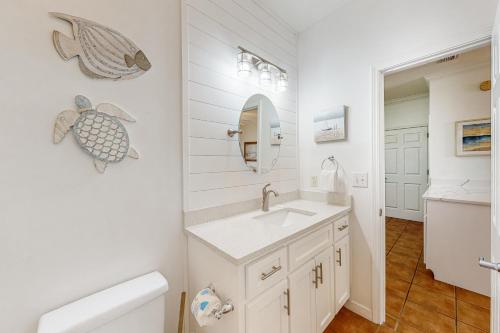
207 283 234 319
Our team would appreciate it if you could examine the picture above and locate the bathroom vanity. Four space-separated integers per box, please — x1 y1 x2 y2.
186 200 351 333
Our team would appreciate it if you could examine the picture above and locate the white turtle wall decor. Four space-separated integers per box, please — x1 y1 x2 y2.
54 95 139 173
51 12 152 80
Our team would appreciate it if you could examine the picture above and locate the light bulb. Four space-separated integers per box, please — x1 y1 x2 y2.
259 63 272 86
278 72 288 92
237 51 252 78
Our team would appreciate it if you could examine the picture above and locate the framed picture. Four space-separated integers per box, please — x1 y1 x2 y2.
314 105 347 143
244 142 257 161
456 118 491 156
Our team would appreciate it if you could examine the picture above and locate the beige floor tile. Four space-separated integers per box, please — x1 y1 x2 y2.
387 251 419 270
407 283 456 318
387 276 411 296
384 315 398 329
377 326 395 333
386 288 406 317
412 270 455 298
387 225 406 233
416 256 427 272
387 261 416 283
391 244 421 259
397 322 424 333
400 301 456 333
457 287 490 310
328 308 379 333
457 321 488 333
457 300 490 332
395 239 422 251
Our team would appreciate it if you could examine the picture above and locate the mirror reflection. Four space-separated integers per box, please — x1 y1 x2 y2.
238 94 281 174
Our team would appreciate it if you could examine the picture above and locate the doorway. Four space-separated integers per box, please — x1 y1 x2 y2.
371 37 493 330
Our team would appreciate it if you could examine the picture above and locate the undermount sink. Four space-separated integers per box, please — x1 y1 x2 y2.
254 208 316 227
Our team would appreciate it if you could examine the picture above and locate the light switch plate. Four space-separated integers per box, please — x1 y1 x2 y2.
353 173 368 188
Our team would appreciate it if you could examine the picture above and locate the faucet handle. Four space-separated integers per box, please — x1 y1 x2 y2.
262 183 271 199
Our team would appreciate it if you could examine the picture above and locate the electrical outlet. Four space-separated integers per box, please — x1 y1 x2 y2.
353 173 368 188
311 176 318 187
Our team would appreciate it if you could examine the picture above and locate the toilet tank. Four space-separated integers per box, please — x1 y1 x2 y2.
37 272 169 333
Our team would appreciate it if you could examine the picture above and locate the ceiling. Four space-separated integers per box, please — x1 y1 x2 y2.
385 45 491 101
385 78 428 101
255 0 351 33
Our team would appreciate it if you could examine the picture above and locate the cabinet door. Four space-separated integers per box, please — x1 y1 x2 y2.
334 236 350 312
289 259 316 333
315 246 335 333
246 280 289 333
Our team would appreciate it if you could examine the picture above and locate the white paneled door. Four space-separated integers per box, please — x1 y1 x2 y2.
385 126 428 222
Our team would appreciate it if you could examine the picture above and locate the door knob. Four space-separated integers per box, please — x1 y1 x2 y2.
479 257 500 271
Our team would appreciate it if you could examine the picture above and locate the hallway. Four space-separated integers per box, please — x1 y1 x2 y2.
325 218 490 332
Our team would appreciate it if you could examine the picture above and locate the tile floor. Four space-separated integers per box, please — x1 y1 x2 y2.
325 217 491 333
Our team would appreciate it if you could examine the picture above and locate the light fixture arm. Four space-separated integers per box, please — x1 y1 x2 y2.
238 46 287 74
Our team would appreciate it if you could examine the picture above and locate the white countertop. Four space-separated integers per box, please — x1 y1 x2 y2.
423 181 490 206
185 200 351 264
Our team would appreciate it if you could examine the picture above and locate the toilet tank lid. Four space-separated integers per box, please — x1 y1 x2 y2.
37 272 168 333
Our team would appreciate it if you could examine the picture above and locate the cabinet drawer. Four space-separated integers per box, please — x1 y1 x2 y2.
334 216 349 242
246 247 288 299
289 224 333 271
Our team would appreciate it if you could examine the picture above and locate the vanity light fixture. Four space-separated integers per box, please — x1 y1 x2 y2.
278 72 288 92
237 51 252 78
259 63 272 86
237 46 288 92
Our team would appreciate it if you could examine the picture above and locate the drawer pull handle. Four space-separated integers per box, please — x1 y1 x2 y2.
318 263 323 285
284 289 290 316
261 265 282 280
312 266 318 288
337 224 348 231
336 248 342 266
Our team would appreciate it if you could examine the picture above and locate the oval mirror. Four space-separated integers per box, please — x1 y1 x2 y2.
238 94 281 174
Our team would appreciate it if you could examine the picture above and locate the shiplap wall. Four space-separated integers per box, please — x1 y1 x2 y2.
182 0 299 211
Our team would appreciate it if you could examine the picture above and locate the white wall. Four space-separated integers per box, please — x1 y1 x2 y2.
297 0 497 320
183 0 298 212
429 65 491 180
0 1 184 333
385 95 429 129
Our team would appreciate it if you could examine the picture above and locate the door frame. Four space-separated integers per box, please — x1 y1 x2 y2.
370 36 491 324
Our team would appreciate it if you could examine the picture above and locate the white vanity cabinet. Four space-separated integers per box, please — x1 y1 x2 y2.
423 183 490 296
186 203 351 333
288 245 335 333
334 235 350 312
288 259 316 333
246 280 290 333
313 246 336 332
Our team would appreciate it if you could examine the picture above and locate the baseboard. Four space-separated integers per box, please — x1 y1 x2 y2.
345 299 373 322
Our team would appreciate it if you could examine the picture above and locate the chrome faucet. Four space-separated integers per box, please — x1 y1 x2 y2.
262 183 279 212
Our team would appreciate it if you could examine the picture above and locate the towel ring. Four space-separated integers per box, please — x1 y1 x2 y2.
321 155 339 172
